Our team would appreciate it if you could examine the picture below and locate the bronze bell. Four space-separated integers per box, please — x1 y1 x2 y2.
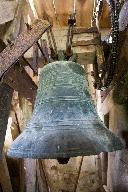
7 61 124 163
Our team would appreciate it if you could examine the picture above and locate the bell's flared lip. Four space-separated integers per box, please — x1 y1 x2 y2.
7 117 125 160
7 128 124 159
7 146 124 159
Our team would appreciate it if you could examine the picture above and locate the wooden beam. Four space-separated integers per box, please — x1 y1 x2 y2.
73 46 96 65
10 108 25 192
0 1 17 25
34 0 56 25
17 94 37 191
72 28 98 65
76 0 94 27
0 83 13 191
0 153 13 192
52 0 74 26
24 160 37 192
11 0 25 40
73 27 99 34
2 64 37 104
72 36 101 47
0 19 51 78
0 84 13 157
99 1 111 28
36 160 49 192
19 160 25 192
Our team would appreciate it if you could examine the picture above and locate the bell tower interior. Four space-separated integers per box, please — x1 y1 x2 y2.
0 0 128 192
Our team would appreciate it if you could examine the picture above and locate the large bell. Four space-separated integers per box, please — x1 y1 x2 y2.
8 61 124 161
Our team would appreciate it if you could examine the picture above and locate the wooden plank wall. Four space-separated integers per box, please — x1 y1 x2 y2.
33 0 94 27
33 0 110 28
99 1 111 28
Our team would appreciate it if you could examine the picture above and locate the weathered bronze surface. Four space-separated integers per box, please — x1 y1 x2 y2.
8 61 124 159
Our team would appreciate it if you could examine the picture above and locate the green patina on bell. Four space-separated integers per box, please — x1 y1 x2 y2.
7 61 124 160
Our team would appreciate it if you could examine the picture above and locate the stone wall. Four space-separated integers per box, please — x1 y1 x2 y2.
97 89 128 192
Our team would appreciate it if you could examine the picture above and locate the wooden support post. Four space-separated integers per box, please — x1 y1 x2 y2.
19 159 25 192
36 160 49 192
0 37 13 192
24 159 37 192
96 155 102 184
0 83 13 156
18 96 37 191
101 153 108 185
11 110 25 192
0 153 13 192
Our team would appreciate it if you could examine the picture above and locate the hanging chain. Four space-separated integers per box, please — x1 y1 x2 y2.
105 0 120 87
91 0 104 89
91 0 121 89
